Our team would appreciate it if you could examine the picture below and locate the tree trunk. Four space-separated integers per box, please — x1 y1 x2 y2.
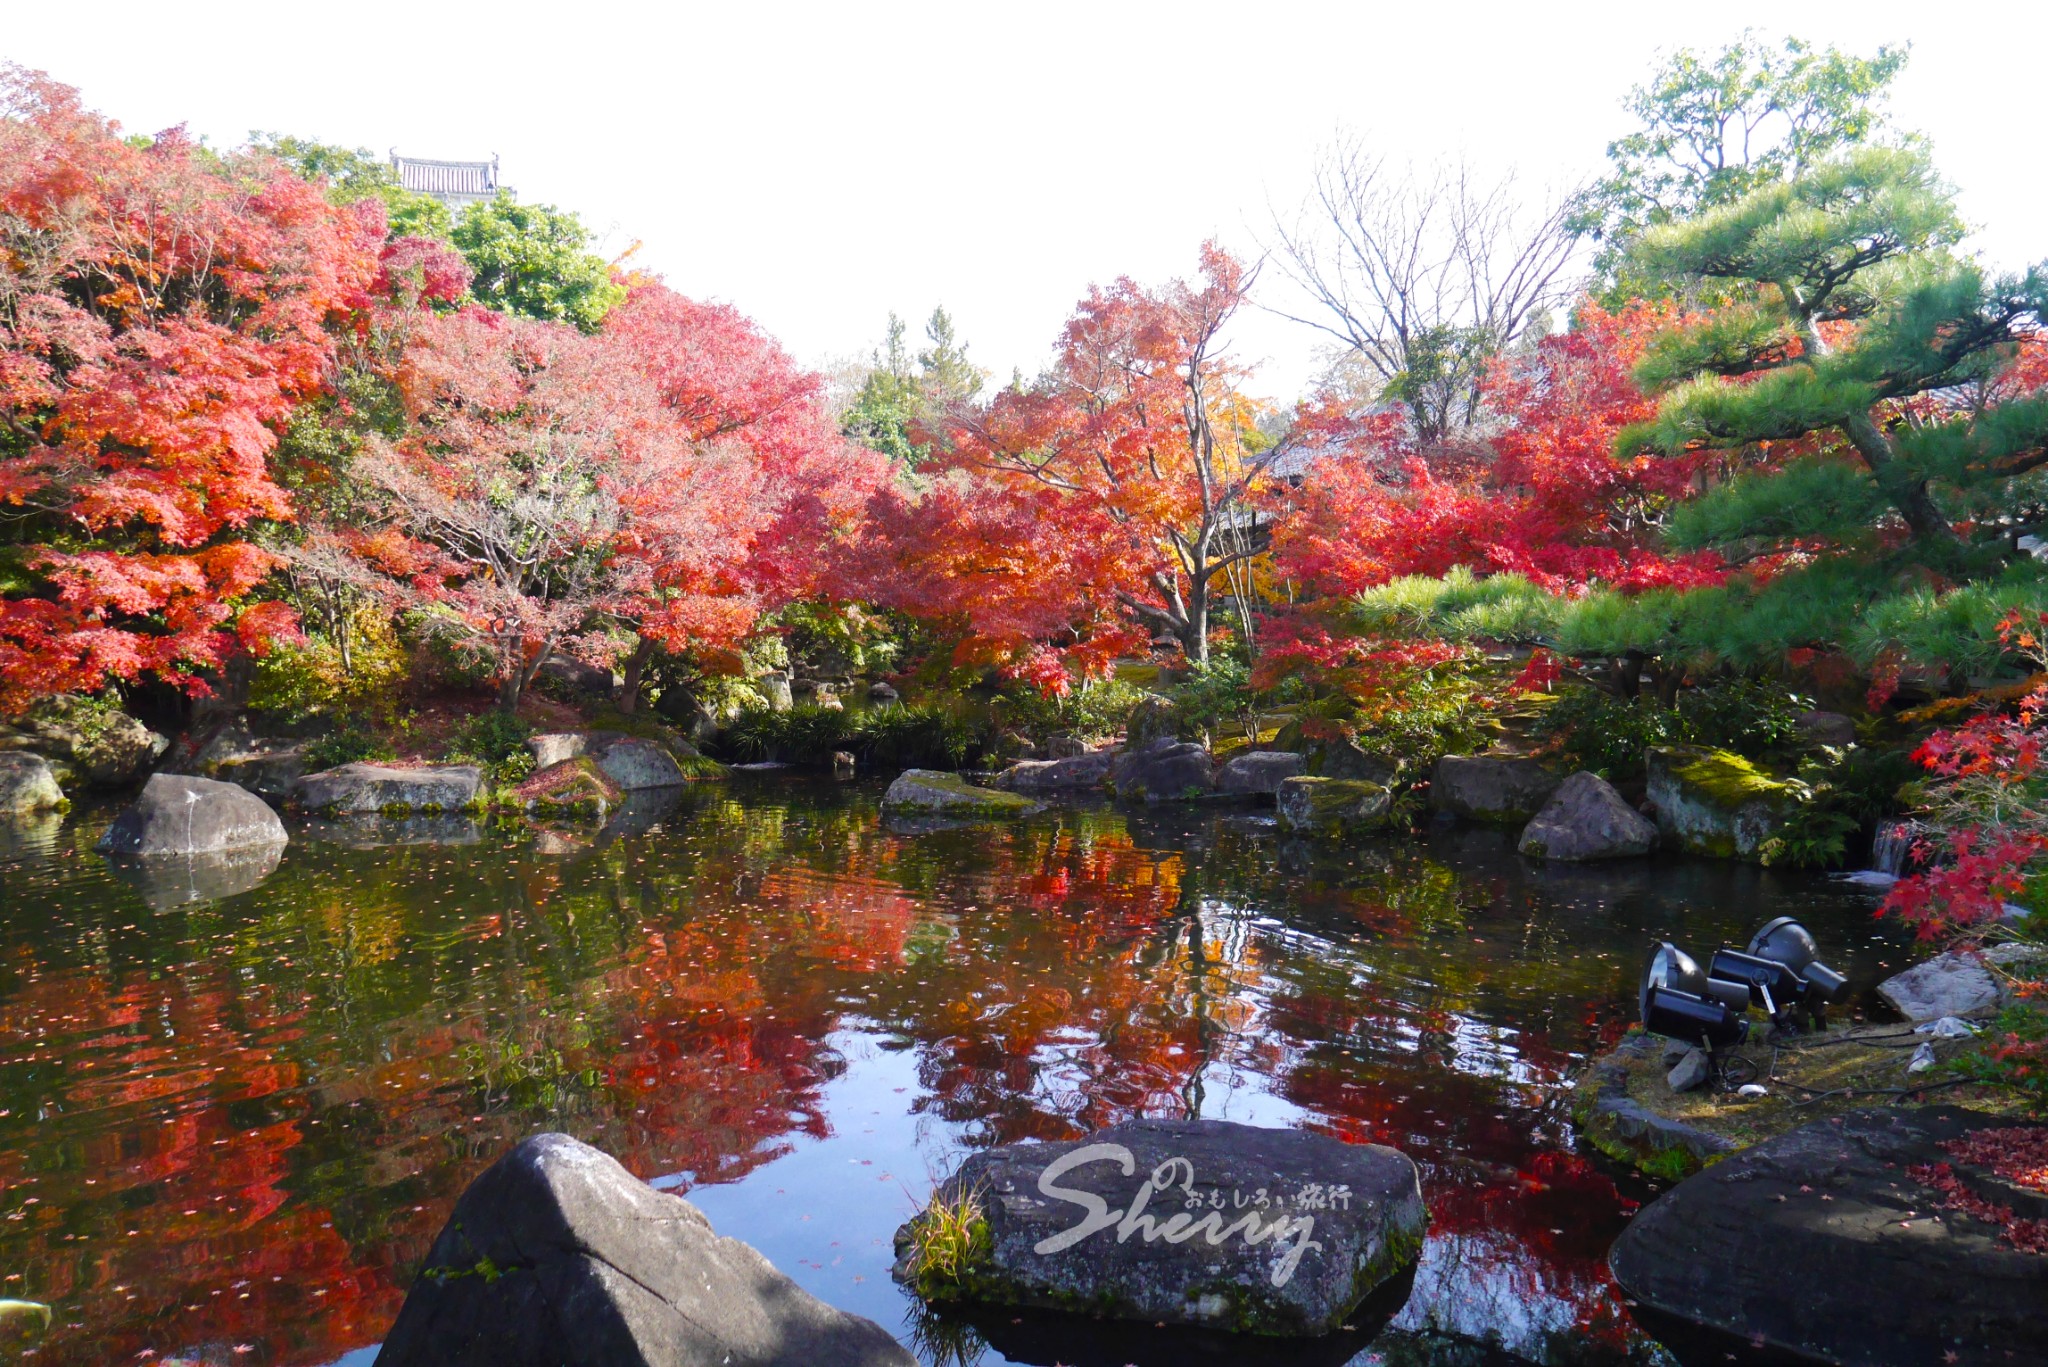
617 637 655 716
1844 412 1956 547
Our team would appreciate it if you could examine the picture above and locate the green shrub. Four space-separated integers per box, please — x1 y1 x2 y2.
1168 657 1260 744
994 677 1151 740
1533 690 1675 780
1535 677 1808 782
449 712 536 782
303 723 397 771
1674 677 1808 754
250 607 408 721
858 702 983 768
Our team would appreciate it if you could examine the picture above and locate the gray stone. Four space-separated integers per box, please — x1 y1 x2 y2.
1216 750 1306 798
1644 745 1801 862
188 715 261 773
534 654 615 700
1429 754 1560 824
1276 776 1392 837
527 730 623 769
1312 740 1399 786
376 1133 914 1367
1609 1107 2048 1366
97 773 287 855
1666 1048 1710 1093
891 1117 1426 1337
1044 733 1088 759
867 681 900 702
1572 1034 1741 1178
1517 771 1658 861
19 698 167 787
211 745 309 801
994 749 1118 794
1123 694 1179 745
593 738 687 790
0 753 65 814
1109 737 1216 803
1796 709 1859 748
883 769 1043 818
758 670 793 711
1877 942 2045 1022
296 762 482 814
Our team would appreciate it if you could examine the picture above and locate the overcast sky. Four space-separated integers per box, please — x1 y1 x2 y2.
7 1 2043 403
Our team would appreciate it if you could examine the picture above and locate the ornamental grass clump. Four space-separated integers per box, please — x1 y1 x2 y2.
905 1182 991 1297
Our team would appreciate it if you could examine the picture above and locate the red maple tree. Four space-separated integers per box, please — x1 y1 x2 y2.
0 67 383 711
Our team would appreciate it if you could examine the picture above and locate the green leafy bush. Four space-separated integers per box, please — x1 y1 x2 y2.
303 723 396 771
708 701 990 769
1535 677 1810 781
449 711 536 782
994 677 1150 741
1168 657 1259 744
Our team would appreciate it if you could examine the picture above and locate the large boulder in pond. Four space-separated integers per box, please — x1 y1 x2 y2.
883 769 1043 818
376 1132 914 1367
1644 745 1801 862
1216 751 1305 798
891 1116 1426 1337
1517 772 1657 862
995 749 1118 794
297 762 482 815
1609 1107 2048 1366
1276 776 1391 838
1109 737 1216 803
1428 754 1559 823
0 753 65 814
97 773 286 855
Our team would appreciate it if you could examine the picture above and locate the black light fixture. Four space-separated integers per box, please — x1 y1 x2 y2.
1746 916 1850 1003
1641 942 1749 1049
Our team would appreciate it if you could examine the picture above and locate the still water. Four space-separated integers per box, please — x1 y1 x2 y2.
0 777 1912 1366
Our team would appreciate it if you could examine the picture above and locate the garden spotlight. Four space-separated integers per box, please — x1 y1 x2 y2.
1640 942 1749 1050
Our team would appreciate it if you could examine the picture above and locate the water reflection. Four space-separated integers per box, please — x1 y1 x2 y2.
0 779 1909 1366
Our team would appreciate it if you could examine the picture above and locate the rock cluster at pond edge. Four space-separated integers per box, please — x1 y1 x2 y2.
377 1132 914 1367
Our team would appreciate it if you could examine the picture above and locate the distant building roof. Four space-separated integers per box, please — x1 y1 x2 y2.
390 154 510 208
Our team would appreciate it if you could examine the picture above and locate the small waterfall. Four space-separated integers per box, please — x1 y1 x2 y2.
1839 818 1933 886
1871 819 1926 878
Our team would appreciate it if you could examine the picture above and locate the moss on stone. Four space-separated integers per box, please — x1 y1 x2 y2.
1671 750 1801 808
1276 776 1391 838
883 769 1042 818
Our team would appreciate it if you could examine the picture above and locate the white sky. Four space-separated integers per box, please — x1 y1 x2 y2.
6 1 2042 404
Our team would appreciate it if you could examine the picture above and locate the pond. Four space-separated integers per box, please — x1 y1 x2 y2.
0 777 1914 1366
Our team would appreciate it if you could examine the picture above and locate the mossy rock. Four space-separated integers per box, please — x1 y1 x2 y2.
882 769 1044 819
1573 1026 2029 1181
1644 745 1802 862
509 755 623 819
1275 776 1392 838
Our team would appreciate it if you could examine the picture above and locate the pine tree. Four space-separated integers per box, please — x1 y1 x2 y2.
1625 145 2048 555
